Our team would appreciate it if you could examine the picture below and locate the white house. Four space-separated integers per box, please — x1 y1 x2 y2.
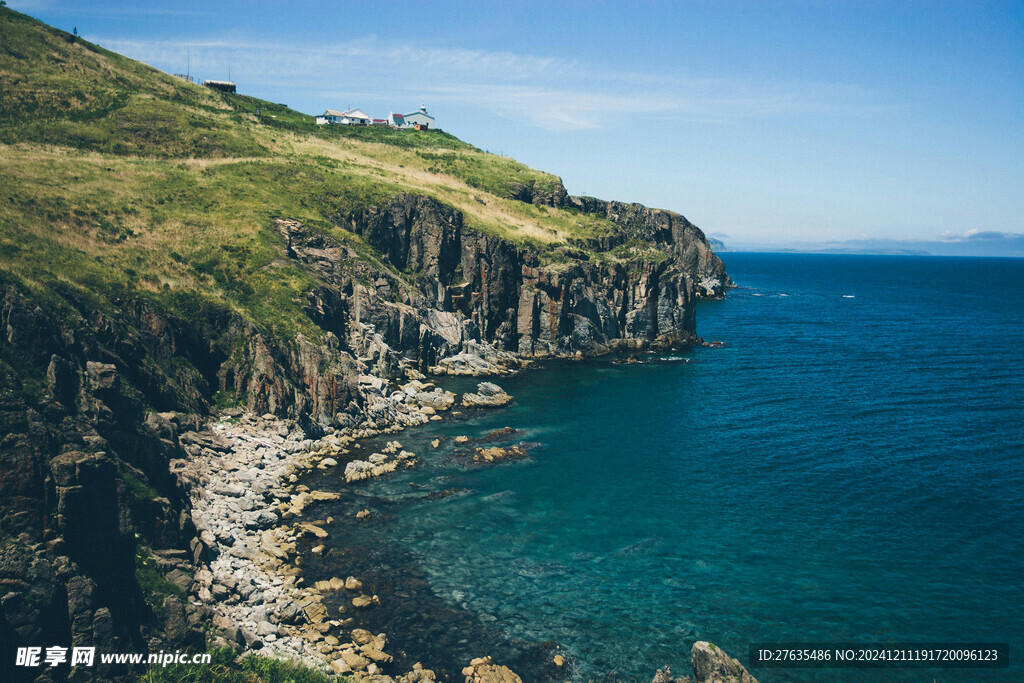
317 108 372 126
388 105 435 129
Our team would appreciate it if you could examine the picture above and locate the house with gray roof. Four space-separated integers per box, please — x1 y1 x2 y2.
316 107 371 126
388 105 435 129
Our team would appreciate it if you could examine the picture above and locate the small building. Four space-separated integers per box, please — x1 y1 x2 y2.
388 105 436 130
372 119 388 126
403 105 435 129
203 80 236 93
317 108 371 126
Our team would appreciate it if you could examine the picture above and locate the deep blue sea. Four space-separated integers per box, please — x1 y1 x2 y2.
309 253 1024 681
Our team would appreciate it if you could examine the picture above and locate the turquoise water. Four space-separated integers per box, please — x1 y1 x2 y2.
310 254 1024 681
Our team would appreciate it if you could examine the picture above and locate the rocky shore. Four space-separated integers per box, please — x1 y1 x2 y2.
169 370 757 683
171 381 472 681
168 375 547 680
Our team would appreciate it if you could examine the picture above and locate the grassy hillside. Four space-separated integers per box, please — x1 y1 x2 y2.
1 7 631 353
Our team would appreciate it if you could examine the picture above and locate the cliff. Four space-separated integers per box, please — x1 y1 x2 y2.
0 7 730 680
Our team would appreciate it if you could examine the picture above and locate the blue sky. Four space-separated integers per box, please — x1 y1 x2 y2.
12 0 1024 246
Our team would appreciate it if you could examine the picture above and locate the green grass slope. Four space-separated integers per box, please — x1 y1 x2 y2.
0 6 629 365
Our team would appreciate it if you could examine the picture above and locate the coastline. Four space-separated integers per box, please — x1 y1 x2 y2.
176 374 535 680
178 355 759 683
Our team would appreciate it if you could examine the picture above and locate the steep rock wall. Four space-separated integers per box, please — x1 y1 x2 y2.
325 192 722 364
567 195 732 297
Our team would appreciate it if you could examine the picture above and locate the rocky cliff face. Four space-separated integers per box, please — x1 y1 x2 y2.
566 196 731 297
1 186 729 680
1 283 209 682
319 191 727 364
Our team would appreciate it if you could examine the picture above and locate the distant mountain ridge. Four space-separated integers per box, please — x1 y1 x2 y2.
728 233 1024 257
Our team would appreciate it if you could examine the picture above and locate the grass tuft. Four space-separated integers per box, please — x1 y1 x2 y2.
136 647 341 683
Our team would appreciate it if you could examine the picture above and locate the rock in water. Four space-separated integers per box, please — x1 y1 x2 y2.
652 666 690 683
461 656 523 683
461 382 513 408
690 641 757 683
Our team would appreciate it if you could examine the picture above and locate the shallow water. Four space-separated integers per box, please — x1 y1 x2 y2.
305 253 1024 682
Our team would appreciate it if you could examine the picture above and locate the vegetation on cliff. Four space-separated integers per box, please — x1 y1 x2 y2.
0 8 723 354
139 648 339 683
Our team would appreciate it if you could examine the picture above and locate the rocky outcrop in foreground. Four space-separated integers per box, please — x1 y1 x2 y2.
652 641 759 683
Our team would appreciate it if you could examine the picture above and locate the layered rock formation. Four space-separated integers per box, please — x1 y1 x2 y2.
285 190 729 385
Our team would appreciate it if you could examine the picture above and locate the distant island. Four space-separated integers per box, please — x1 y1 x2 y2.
724 233 1024 257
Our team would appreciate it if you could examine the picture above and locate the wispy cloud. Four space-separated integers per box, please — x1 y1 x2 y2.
8 1 206 15
97 35 882 131
7 0 59 11
940 229 1024 242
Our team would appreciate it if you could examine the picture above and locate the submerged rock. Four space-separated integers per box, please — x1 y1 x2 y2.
471 446 527 463
345 444 418 482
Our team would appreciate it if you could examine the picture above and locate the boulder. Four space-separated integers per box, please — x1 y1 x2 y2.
690 641 757 683
652 666 691 683
256 621 278 637
414 388 457 411
351 628 376 645
341 650 371 671
461 656 522 683
461 383 513 408
164 568 193 592
397 666 439 682
431 352 495 376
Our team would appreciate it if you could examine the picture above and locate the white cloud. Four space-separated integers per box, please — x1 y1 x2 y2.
8 1 206 14
7 0 58 10
96 35 882 131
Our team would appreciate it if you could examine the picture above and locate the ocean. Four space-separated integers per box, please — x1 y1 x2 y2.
304 253 1024 681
